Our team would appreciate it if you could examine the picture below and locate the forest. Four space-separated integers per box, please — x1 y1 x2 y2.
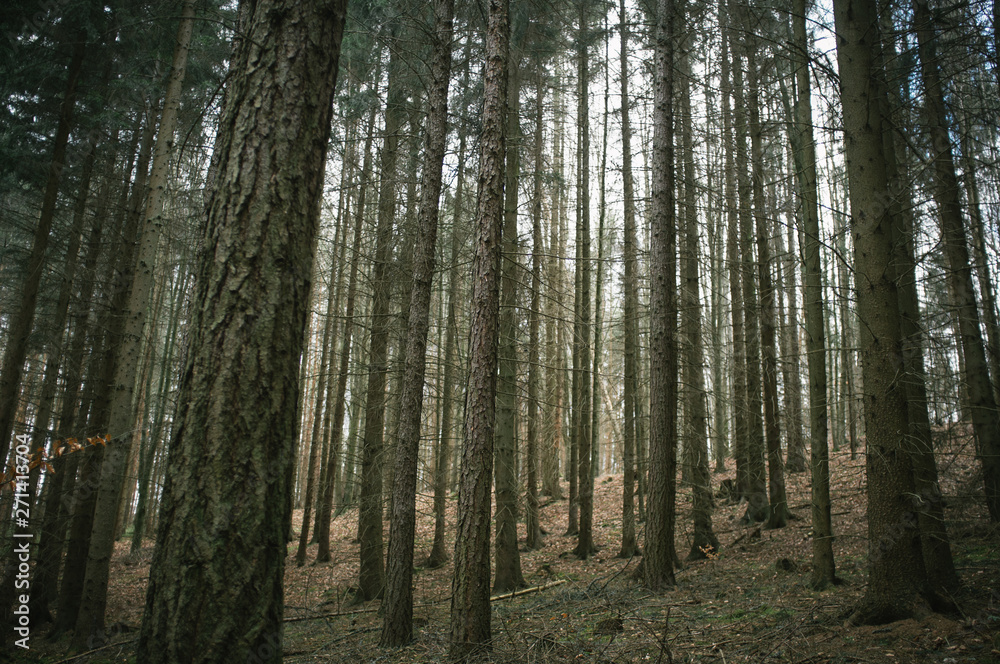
1 0 999 660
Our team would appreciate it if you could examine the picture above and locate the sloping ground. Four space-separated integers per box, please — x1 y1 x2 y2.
16 427 1000 663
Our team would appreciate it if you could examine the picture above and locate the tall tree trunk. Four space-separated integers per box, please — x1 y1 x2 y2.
746 42 790 529
494 59 526 592
879 52 959 592
573 0 595 560
915 0 1000 521
733 23 767 523
643 0 678 590
135 1 348 660
74 5 197 645
789 0 835 588
295 201 346 565
428 40 471 568
54 108 157 639
617 0 640 559
543 71 565 501
833 0 934 623
525 65 545 552
356 43 407 598
679 43 719 561
782 215 807 474
0 29 87 465
382 0 454 643
722 0 748 500
449 0 508 653
327 92 378 526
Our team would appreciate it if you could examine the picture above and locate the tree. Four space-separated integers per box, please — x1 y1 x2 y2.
746 35 790 530
914 0 1000 522
355 39 408 600
427 37 472 568
75 4 196 644
494 55 526 592
732 19 768 524
721 0 749 502
382 0 454 644
449 0 509 653
788 0 836 589
0 21 88 467
136 0 348 660
617 0 640 560
524 64 546 553
679 34 719 561
573 0 596 560
832 0 934 623
643 0 679 590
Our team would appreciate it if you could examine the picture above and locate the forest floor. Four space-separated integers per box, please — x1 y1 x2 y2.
14 427 1000 663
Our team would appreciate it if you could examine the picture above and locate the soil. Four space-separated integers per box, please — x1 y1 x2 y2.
12 428 1000 663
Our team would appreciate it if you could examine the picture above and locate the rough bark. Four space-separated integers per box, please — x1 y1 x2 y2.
135 1 347 660
733 24 767 523
449 0 508 654
427 43 471 568
382 0 453 643
833 0 934 623
642 0 678 590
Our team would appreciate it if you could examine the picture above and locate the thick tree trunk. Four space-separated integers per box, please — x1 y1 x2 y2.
643 0 678 590
449 0 508 654
833 0 934 623
382 0 453 643
135 1 347 660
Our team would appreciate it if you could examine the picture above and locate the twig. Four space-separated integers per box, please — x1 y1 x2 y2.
490 578 567 601
48 638 138 663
